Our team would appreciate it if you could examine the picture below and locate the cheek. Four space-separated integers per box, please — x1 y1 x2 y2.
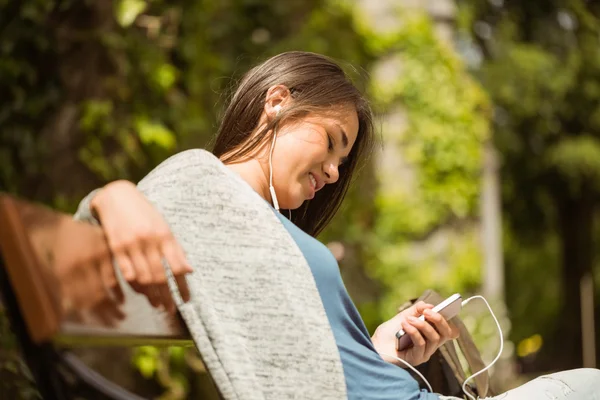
270 145 307 205
293 124 328 153
277 131 327 169
271 141 302 189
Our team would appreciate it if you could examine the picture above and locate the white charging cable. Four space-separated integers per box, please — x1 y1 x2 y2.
381 295 503 400
460 295 503 400
381 354 433 393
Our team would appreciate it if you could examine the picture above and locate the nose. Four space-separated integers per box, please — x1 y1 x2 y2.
323 162 340 184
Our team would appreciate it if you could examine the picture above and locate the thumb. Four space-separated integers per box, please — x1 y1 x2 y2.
413 301 434 316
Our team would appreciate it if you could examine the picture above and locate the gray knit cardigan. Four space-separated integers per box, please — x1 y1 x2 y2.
75 149 347 400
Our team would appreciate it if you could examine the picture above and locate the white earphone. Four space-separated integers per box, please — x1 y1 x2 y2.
269 105 282 211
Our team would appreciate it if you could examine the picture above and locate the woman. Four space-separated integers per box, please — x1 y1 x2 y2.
80 51 599 399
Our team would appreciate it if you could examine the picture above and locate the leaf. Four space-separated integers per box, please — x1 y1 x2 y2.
134 117 176 150
115 0 147 27
546 136 600 183
136 355 157 378
153 63 178 91
80 100 113 132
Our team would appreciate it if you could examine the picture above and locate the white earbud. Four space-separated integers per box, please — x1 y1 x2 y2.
269 105 282 211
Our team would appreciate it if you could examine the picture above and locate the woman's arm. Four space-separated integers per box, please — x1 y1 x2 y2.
76 180 192 313
74 188 102 225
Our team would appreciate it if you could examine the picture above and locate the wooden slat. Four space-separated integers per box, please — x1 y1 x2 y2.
0 194 190 346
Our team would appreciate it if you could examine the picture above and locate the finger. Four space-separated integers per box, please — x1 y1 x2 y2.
175 274 191 303
129 281 146 296
146 245 168 284
100 298 126 321
414 301 434 315
401 319 426 360
407 316 440 357
98 258 124 304
128 247 153 285
158 283 175 313
143 284 161 308
114 251 136 282
408 315 441 343
165 236 193 275
91 304 115 327
161 238 191 303
91 300 125 327
145 245 169 309
423 309 453 340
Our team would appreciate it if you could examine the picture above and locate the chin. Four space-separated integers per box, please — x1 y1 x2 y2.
281 195 305 211
284 202 304 211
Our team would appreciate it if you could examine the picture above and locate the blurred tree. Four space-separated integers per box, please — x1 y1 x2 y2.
0 0 374 398
458 0 600 370
347 0 492 334
0 0 501 397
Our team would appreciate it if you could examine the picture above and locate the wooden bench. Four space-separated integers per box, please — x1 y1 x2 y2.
0 193 195 399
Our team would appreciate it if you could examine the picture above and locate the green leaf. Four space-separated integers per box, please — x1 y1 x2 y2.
153 63 178 91
115 0 147 27
546 136 600 185
134 117 176 150
136 355 157 378
80 100 113 133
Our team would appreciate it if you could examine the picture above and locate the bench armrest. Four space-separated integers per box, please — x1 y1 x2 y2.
0 194 190 346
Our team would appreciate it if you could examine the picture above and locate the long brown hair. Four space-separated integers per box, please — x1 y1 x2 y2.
213 51 374 237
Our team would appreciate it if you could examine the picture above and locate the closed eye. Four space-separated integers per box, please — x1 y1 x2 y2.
327 133 349 166
327 134 334 151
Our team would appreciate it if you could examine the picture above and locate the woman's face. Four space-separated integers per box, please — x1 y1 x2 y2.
271 103 359 210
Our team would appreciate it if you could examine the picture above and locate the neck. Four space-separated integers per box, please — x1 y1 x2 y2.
224 158 273 205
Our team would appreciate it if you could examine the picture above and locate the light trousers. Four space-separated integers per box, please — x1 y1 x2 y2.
439 368 600 400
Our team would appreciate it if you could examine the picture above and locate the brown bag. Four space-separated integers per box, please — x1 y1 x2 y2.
397 290 494 399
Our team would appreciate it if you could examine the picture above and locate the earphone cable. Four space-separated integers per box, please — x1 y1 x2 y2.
268 124 280 211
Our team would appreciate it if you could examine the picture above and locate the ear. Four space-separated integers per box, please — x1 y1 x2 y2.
264 85 292 120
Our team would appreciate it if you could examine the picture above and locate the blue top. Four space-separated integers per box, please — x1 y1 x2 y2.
275 213 440 400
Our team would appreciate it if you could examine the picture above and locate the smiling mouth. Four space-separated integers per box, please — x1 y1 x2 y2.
309 173 317 190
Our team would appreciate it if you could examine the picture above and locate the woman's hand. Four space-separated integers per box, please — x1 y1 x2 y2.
90 180 193 312
371 301 460 367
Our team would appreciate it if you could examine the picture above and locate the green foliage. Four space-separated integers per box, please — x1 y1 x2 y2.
1 0 495 396
1 0 374 397
0 304 41 399
361 13 491 321
132 346 161 379
502 229 562 343
547 135 600 193
460 1 600 367
116 0 148 27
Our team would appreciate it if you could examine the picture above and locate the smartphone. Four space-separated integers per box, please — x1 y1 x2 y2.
395 293 462 351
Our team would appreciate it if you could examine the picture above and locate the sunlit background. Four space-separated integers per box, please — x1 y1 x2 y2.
1 0 599 398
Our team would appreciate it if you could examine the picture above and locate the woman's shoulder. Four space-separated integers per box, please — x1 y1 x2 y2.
157 148 219 170
138 148 253 201
140 149 225 184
